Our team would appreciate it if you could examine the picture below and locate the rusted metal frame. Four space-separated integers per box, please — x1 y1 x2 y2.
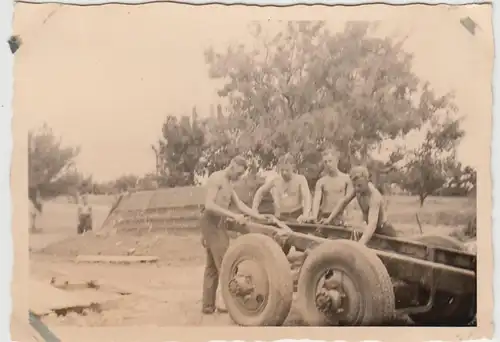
239 222 475 295
396 247 438 315
378 251 474 295
277 222 476 271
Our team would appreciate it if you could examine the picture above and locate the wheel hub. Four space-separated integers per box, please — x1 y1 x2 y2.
314 270 360 323
228 260 269 312
315 288 344 314
229 275 255 297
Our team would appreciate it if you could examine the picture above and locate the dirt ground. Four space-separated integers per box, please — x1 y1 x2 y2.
29 194 474 329
30 228 434 328
30 230 312 327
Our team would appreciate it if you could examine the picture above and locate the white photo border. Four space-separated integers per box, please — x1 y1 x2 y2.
0 0 496 341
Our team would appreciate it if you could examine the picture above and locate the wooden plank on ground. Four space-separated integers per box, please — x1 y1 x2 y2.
75 255 159 264
29 279 120 316
50 276 99 290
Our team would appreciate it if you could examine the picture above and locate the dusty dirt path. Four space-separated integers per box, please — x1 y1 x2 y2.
29 229 305 327
30 254 304 327
30 230 415 329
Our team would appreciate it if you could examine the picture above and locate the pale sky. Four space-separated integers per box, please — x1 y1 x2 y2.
13 3 493 181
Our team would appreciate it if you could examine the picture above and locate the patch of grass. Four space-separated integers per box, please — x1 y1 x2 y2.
386 195 475 227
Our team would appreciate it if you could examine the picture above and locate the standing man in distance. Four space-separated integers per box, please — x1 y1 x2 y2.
252 153 312 222
320 166 397 243
77 194 93 234
201 156 269 315
309 148 351 225
29 187 42 233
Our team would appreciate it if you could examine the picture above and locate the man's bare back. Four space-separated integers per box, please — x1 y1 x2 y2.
321 166 397 244
356 182 386 228
207 170 233 211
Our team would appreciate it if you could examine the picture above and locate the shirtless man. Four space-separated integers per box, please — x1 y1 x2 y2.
252 153 312 223
321 166 397 244
309 148 351 225
201 156 269 314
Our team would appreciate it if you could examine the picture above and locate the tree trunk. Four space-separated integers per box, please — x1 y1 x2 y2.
419 194 426 207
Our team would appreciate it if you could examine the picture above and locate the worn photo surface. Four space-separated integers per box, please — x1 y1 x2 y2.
11 2 493 341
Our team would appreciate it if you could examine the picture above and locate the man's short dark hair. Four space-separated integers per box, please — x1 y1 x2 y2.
322 147 340 158
350 166 370 181
278 153 296 167
231 155 248 169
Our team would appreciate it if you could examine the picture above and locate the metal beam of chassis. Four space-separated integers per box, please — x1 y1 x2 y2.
238 222 476 295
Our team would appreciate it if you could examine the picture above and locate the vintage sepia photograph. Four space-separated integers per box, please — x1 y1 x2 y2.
11 1 493 340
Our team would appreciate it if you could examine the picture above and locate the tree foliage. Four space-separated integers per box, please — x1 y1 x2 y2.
197 104 244 175
159 108 205 187
439 163 477 197
28 123 82 200
398 118 465 206
203 21 457 186
112 174 139 192
136 172 161 191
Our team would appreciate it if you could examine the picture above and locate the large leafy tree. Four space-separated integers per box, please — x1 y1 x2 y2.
159 107 205 187
203 21 457 186
28 123 82 201
198 104 243 176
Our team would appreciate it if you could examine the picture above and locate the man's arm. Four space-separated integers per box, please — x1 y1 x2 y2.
358 193 383 245
324 188 356 224
228 190 258 234
311 178 324 220
299 175 312 218
232 190 265 220
269 187 281 216
204 176 238 219
343 178 352 218
252 178 275 212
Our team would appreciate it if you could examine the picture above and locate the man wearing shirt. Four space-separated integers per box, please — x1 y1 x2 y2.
77 194 93 234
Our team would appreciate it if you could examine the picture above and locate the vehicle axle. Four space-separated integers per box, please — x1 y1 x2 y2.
315 288 343 314
228 274 255 297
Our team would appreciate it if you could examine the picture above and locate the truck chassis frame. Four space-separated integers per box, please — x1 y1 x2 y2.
220 220 476 327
